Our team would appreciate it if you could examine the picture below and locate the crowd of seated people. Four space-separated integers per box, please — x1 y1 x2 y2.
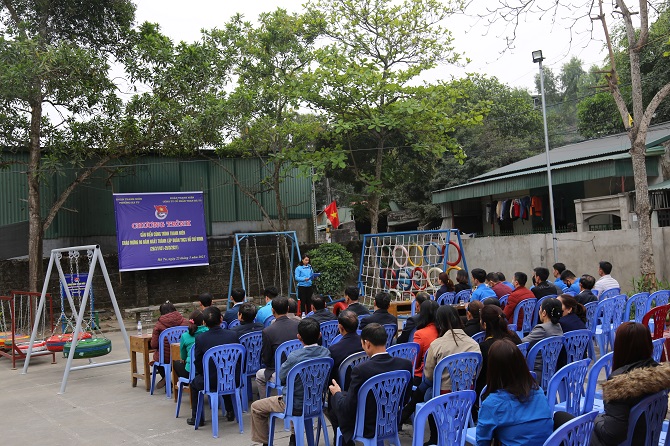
149 256 649 446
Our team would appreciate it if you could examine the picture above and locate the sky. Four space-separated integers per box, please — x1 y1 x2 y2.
134 0 610 93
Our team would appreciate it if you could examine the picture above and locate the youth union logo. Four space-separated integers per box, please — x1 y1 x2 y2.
154 205 168 220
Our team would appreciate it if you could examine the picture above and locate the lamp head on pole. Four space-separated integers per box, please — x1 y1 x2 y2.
532 50 544 63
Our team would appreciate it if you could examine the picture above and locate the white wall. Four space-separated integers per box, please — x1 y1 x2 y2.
460 227 670 293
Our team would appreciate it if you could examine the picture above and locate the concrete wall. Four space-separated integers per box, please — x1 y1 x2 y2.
460 227 670 294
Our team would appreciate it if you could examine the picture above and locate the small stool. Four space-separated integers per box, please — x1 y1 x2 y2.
130 335 154 391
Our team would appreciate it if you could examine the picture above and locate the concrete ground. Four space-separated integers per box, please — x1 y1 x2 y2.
1 323 419 446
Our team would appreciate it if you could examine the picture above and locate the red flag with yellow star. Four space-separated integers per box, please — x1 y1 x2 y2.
324 200 340 229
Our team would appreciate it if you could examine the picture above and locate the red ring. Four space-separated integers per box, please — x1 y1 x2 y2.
412 267 427 290
446 241 462 266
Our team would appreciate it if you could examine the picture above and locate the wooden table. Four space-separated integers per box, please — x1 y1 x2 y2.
130 334 155 391
389 300 413 317
170 342 181 401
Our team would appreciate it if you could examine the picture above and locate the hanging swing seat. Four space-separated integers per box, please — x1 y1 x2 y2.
47 331 93 352
63 337 112 359
17 340 47 353
4 335 30 347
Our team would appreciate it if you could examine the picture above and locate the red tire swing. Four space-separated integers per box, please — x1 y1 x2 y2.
381 268 398 289
412 267 427 290
444 241 462 267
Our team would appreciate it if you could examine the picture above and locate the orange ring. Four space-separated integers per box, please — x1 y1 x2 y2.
446 241 462 266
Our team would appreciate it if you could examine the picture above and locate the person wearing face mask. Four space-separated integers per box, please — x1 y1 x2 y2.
530 267 561 298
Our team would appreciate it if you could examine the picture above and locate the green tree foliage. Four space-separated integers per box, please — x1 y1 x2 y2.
0 0 135 290
306 243 355 296
577 92 625 138
305 0 485 233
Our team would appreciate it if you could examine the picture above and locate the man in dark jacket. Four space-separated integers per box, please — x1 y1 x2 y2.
308 294 337 323
189 305 240 426
531 267 561 298
328 310 364 387
328 323 413 445
359 292 397 329
576 274 598 305
344 286 370 317
255 296 300 398
223 287 245 325
230 302 263 339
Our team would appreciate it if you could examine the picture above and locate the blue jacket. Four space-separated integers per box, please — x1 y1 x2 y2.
471 284 497 302
476 388 553 446
255 301 273 324
295 264 314 287
554 277 567 291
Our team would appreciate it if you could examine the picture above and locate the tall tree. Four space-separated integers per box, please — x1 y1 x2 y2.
306 0 485 234
483 0 670 286
0 0 135 291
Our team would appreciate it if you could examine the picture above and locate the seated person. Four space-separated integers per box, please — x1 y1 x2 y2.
476 339 553 446
576 274 598 305
328 310 364 388
223 287 245 324
359 292 397 329
150 301 188 389
255 286 279 324
559 270 581 294
230 302 263 338
287 297 302 321
486 272 512 299
462 300 484 337
308 294 337 323
173 309 207 380
328 323 413 446
343 286 370 317
198 292 213 310
552 262 567 290
453 269 470 294
470 268 497 302
434 272 454 298
503 272 535 328
397 291 429 344
250 318 331 446
522 298 563 382
593 261 620 295
531 267 561 298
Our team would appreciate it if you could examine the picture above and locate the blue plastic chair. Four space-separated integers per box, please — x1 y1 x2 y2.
472 331 485 344
517 342 529 357
330 334 343 346
239 331 263 411
150 325 188 399
546 359 590 416
584 302 598 332
268 357 334 446
563 290 576 296
320 320 340 348
562 329 592 364
512 297 537 338
455 289 472 303
388 342 420 371
266 339 303 397
590 296 622 358
220 321 228 329
620 390 669 446
532 295 555 327
335 370 411 446
598 287 621 301
647 289 670 312
337 351 369 389
264 315 276 327
624 292 650 323
175 344 195 418
652 337 666 363
383 323 397 348
503 281 514 290
194 344 245 436
411 390 476 446
542 410 598 446
228 319 241 329
582 352 613 413
437 292 456 305
526 336 564 391
357 315 367 328
499 294 509 309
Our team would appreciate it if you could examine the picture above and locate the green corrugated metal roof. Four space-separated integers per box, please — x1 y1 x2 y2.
649 179 670 191
432 123 670 204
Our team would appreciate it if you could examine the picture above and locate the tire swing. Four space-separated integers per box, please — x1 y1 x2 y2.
444 241 462 267
396 267 413 291
54 250 112 359
411 267 427 290
423 242 443 266
407 244 423 267
381 268 398 289
426 267 443 289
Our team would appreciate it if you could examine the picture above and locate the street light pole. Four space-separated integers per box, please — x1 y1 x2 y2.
532 50 559 264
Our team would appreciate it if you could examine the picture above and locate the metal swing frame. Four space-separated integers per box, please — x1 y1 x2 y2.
227 231 302 308
22 245 131 394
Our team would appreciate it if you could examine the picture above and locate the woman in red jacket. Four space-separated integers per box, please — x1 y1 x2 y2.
150 301 188 389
